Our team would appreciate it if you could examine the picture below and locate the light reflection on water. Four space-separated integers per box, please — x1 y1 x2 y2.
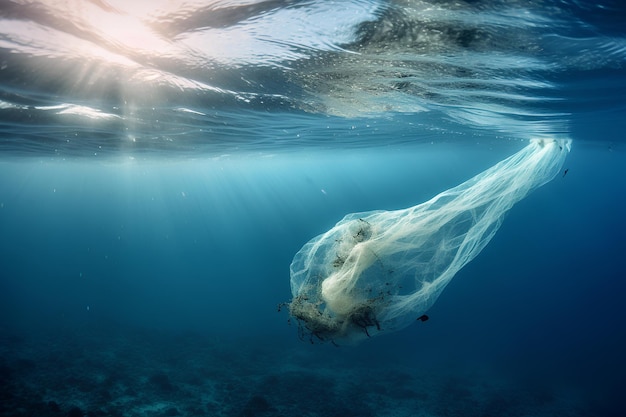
0 0 625 156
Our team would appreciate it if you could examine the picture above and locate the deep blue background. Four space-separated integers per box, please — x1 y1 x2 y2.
1 140 624 413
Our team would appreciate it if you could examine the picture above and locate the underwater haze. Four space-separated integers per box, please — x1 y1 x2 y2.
1 1 626 416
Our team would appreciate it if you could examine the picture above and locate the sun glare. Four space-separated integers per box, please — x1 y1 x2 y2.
79 3 172 57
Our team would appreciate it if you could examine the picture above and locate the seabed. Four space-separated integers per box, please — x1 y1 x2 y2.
1 323 587 417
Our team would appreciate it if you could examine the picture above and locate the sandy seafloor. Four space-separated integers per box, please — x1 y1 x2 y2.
1 321 590 417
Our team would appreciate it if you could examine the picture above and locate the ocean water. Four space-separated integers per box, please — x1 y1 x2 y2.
1 1 625 416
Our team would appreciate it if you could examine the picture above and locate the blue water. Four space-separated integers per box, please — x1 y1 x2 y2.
1 1 625 416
